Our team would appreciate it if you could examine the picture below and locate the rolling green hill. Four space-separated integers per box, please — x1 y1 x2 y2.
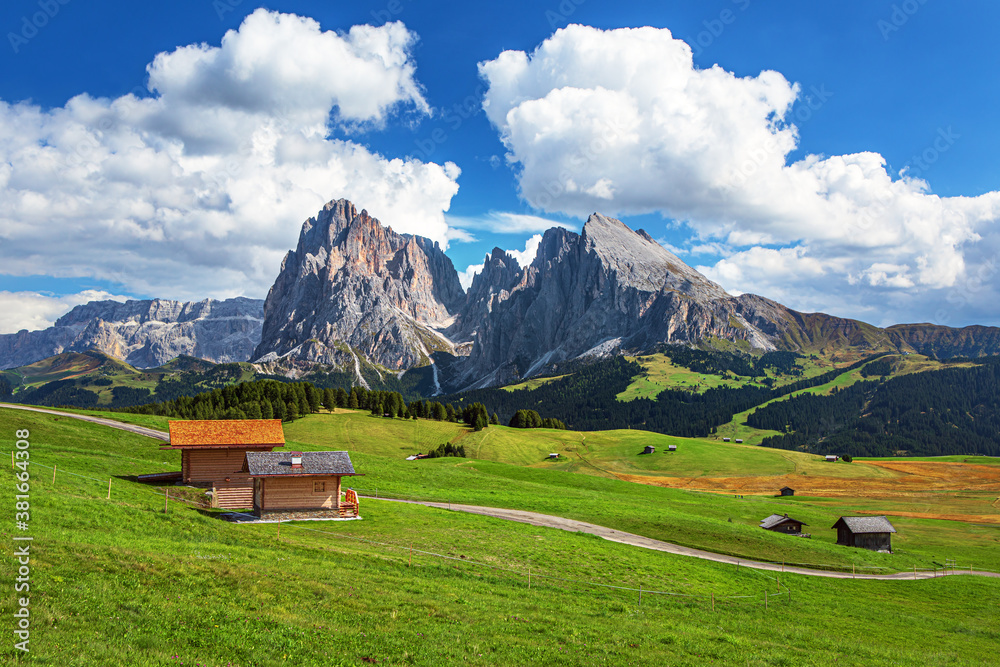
3 405 999 665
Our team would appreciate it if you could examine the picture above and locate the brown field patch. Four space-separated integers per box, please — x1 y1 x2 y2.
617 459 1000 524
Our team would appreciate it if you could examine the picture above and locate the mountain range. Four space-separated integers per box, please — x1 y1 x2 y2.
4 197 1000 390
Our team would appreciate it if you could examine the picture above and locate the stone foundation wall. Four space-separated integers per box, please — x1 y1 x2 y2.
257 508 355 521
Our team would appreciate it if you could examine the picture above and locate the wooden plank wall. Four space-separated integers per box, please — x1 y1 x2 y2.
186 449 253 483
260 476 342 510
214 480 254 509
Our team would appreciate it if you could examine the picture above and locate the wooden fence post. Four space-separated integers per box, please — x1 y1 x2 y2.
764 591 768 610
107 478 112 500
528 567 531 590
164 488 168 513
852 563 855 579
52 465 57 484
913 565 917 580
638 582 642 607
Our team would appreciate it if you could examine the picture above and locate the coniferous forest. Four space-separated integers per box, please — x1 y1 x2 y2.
751 358 1000 457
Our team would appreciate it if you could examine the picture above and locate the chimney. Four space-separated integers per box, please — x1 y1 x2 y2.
290 452 303 469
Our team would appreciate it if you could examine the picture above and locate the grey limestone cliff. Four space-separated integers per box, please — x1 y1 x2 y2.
251 199 465 374
0 297 264 370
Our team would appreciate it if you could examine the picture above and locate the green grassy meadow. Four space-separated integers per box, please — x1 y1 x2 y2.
2 406 1000 665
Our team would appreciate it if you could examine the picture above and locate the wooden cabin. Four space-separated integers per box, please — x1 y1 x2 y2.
722 437 731 442
734 438 744 443
642 445 656 454
244 451 361 519
779 486 795 496
668 444 677 452
163 420 284 509
759 513 807 535
833 516 896 552
825 455 839 462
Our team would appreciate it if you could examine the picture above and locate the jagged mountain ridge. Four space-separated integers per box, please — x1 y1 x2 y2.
0 297 264 371
6 198 1000 390
251 199 465 383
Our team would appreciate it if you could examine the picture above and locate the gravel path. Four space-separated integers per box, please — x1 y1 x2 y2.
0 403 169 442
4 402 996 581
372 498 1000 581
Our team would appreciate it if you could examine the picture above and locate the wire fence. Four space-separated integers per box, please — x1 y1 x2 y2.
17 458 802 611
15 457 1000 606
343 487 1000 577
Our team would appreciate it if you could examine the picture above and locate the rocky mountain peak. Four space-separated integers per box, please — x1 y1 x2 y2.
580 212 729 300
253 198 464 373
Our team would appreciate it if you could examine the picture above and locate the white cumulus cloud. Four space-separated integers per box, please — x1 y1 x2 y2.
0 290 129 334
0 10 460 303
479 24 1000 325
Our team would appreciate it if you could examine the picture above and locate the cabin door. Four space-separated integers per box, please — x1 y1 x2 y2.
254 479 263 510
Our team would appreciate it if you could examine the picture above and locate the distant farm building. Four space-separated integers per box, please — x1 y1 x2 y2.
825 455 839 462
759 513 807 535
668 444 677 452
722 437 731 442
734 438 744 443
244 451 361 520
643 445 656 454
548 453 560 459
833 516 896 552
779 486 795 496
164 420 285 509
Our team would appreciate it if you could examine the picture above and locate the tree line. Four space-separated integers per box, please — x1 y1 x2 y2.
752 357 1000 457
446 353 888 437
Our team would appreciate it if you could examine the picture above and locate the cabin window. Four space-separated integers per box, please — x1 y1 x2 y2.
313 481 326 493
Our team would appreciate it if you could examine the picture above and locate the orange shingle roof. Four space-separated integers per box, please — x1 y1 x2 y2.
168 420 286 448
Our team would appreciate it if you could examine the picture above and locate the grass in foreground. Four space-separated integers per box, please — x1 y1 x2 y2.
2 407 999 665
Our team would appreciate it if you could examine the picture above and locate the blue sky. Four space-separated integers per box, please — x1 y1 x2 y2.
1 0 999 333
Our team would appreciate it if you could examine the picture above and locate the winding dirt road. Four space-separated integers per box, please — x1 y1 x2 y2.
371 499 999 581
4 402 997 581
0 403 169 442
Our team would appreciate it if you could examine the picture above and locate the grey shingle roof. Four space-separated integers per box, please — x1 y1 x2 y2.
244 451 356 477
759 513 807 529
833 516 897 534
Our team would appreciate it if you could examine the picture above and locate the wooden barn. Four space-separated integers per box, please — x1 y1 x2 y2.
833 516 896 552
668 444 677 452
722 437 731 442
759 513 807 535
779 486 795 496
244 451 361 519
163 420 285 509
642 445 656 454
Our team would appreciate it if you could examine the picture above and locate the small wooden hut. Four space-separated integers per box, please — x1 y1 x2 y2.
668 444 677 452
759 513 807 535
642 445 656 454
163 420 285 509
832 516 896 552
779 486 795 496
734 438 744 443
722 437 731 442
825 455 839 462
244 451 361 520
